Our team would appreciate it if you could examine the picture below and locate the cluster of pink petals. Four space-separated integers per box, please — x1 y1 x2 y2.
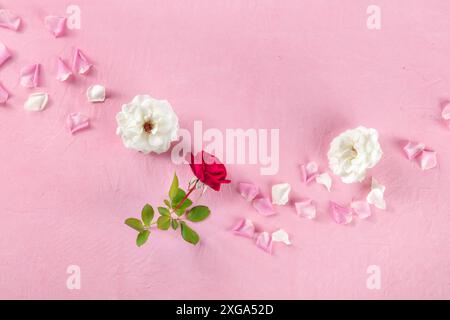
238 182 276 216
0 9 21 31
403 141 437 170
330 199 373 225
300 161 332 191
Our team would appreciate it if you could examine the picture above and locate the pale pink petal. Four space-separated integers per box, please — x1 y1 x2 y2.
238 182 259 202
442 102 450 120
0 42 11 67
271 229 291 245
419 150 437 170
351 200 371 219
294 199 316 219
255 232 272 254
66 113 90 134
20 64 40 88
330 201 353 225
72 48 92 74
232 218 255 239
252 197 276 216
0 82 8 104
300 161 319 183
24 92 48 111
316 172 332 191
56 57 72 81
44 15 67 37
403 141 425 160
0 9 21 31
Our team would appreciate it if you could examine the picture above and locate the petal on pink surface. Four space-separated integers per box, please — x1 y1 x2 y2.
66 113 90 134
419 150 437 170
294 199 316 219
0 9 21 31
56 57 72 81
255 232 272 254
271 229 291 245
238 182 259 202
72 48 92 74
0 42 11 67
20 64 40 88
403 141 425 160
350 200 371 219
442 102 450 120
0 82 9 104
315 172 332 191
44 15 67 37
232 218 255 239
300 161 319 183
330 201 353 225
252 197 276 216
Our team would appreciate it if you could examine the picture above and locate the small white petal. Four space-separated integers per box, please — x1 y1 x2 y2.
316 172 332 191
271 183 291 205
271 229 291 245
24 92 48 111
87 84 106 103
367 177 386 210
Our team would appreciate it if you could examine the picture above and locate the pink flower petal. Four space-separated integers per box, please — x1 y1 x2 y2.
252 197 276 216
350 200 371 219
419 150 437 170
44 15 67 37
20 64 40 88
294 199 316 219
330 201 353 225
238 182 259 202
0 42 11 67
403 141 425 160
0 82 9 104
56 57 72 81
0 9 21 31
72 48 92 74
442 102 450 120
300 161 319 183
66 113 90 134
232 218 255 239
255 232 272 254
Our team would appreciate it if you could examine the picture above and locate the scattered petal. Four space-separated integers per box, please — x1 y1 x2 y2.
66 113 90 134
419 150 437 170
316 172 332 191
255 232 272 254
24 92 48 111
294 199 316 219
56 57 72 81
44 15 67 37
271 229 291 245
300 161 319 183
20 64 40 88
232 218 255 239
252 197 276 216
0 42 11 67
86 84 106 103
366 178 386 210
442 102 450 120
72 48 92 74
271 183 291 205
403 141 425 160
0 9 21 31
330 201 352 225
0 82 8 104
351 200 371 219
238 182 259 202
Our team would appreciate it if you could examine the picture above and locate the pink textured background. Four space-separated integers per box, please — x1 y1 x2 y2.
0 0 449 299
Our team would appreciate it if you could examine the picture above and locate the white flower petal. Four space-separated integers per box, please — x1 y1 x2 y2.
366 178 386 210
271 183 291 205
295 199 316 219
271 229 291 245
87 84 106 103
24 92 48 111
315 172 332 191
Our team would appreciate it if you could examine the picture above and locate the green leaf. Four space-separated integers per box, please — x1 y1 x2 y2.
180 221 200 245
157 216 171 230
169 173 179 201
186 206 211 222
171 219 179 230
171 188 186 207
175 198 193 216
164 199 172 209
141 204 154 226
158 207 171 217
136 230 150 247
124 218 144 232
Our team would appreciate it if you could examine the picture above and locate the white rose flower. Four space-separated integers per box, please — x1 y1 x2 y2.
327 126 382 183
116 95 179 154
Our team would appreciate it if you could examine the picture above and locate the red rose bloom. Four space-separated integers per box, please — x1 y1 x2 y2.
189 151 231 191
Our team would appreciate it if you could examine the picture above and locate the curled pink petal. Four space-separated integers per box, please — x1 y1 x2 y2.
56 57 72 81
300 161 319 183
44 15 67 37
20 64 40 88
419 150 437 170
442 102 450 120
294 199 316 219
66 113 90 134
238 182 259 202
330 201 352 225
0 9 21 31
350 200 371 219
0 42 11 67
252 197 276 216
72 48 92 74
255 232 272 254
232 218 255 239
403 141 425 160
0 82 9 104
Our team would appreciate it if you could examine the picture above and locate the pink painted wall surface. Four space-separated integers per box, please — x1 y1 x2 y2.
0 0 449 299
